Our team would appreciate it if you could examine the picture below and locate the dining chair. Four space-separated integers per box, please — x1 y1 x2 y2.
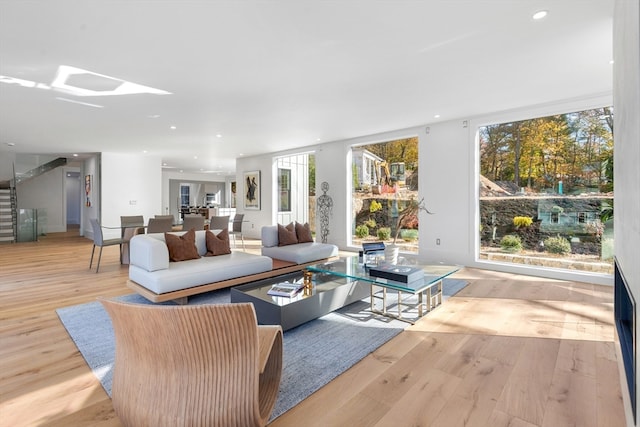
154 214 175 222
100 299 283 427
147 217 174 233
231 213 245 250
182 214 205 231
89 218 125 273
120 215 145 263
209 215 230 231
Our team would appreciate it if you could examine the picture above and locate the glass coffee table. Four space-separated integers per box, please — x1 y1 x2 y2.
306 256 460 323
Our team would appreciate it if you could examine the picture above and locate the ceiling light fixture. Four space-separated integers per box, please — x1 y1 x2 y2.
51 65 171 97
73 153 78 157
532 10 548 20
170 126 177 130
216 134 222 138
56 97 103 108
6 142 15 147
434 114 441 119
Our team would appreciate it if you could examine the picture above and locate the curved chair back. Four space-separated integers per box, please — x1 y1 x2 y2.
101 300 282 427
147 217 173 233
182 214 205 231
154 214 175 222
209 215 230 231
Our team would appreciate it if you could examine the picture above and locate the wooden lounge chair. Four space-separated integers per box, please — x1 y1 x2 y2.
100 300 283 427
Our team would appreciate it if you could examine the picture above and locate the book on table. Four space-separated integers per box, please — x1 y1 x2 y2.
267 282 305 297
368 264 424 283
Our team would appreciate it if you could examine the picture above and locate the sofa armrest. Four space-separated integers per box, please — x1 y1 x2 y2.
130 235 170 272
261 225 279 248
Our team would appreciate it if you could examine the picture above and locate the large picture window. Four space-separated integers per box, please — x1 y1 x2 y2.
351 137 419 253
478 107 614 274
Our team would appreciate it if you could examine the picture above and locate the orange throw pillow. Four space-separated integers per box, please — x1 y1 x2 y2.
295 222 313 243
164 229 200 262
277 222 298 246
205 228 231 256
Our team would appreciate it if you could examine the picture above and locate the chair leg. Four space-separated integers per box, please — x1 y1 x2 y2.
241 234 245 251
89 244 96 269
96 247 103 273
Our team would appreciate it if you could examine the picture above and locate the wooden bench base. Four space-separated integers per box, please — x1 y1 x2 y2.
127 258 331 304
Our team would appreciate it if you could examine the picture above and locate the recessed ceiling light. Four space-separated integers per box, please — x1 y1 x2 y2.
610 60 615 64
148 114 160 119
170 125 177 130
162 163 167 166
434 114 441 119
142 150 148 154
6 142 15 146
179 169 183 173
532 10 548 20
239 153 244 156
216 134 222 138
193 155 198 160
73 153 78 157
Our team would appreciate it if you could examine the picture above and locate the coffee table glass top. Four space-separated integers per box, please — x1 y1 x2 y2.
307 256 459 293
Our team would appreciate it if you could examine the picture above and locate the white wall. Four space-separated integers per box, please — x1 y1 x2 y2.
100 153 162 239
16 166 66 232
235 156 276 239
613 0 640 425
0 151 16 181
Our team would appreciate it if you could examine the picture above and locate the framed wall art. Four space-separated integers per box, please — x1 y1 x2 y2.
244 170 261 210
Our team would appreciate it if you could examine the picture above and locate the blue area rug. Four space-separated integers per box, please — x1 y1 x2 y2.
56 279 467 420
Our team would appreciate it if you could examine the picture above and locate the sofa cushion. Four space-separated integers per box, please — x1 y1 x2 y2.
262 242 338 264
278 222 298 246
129 252 273 294
295 222 313 243
165 229 200 262
205 228 231 256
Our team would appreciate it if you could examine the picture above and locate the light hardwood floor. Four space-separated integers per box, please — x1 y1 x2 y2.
0 229 626 426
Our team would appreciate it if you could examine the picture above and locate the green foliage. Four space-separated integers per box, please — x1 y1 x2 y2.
369 200 382 213
551 205 564 214
377 227 391 240
544 235 571 254
364 137 419 170
308 154 316 196
500 235 522 252
400 229 419 242
355 224 369 238
600 200 613 223
513 216 533 228
479 107 613 192
364 219 376 229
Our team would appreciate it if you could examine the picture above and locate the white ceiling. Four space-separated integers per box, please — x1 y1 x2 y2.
0 0 613 177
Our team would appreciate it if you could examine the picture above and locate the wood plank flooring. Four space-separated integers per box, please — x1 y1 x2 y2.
0 229 627 426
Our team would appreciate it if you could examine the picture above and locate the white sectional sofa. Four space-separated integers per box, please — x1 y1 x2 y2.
127 230 273 303
260 225 338 264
